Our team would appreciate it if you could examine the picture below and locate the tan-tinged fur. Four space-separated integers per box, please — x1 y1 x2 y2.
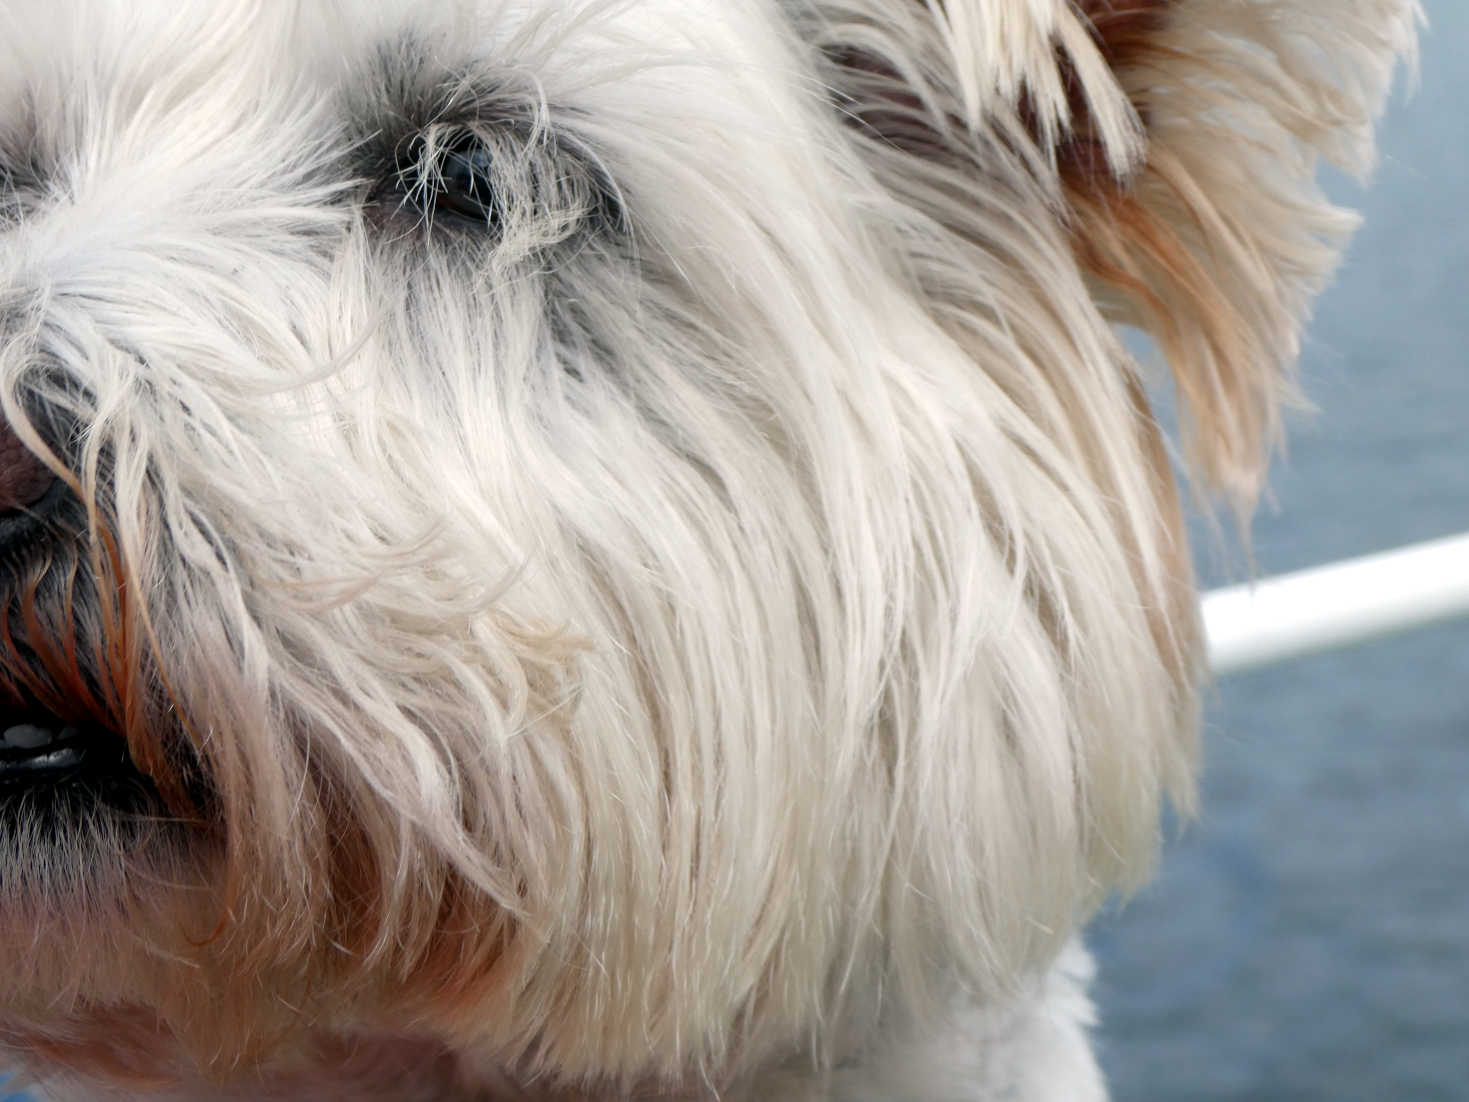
1059 0 1421 505
0 1 1415 1098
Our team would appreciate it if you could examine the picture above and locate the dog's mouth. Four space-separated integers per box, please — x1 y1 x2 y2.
0 701 178 856
0 701 196 900
0 715 127 782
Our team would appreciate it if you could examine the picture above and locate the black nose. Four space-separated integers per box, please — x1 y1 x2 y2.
0 417 65 553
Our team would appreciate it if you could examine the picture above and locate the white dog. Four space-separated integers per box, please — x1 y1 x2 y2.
0 1 1415 1098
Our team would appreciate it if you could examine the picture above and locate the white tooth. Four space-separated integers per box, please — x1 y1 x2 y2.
2 723 58 750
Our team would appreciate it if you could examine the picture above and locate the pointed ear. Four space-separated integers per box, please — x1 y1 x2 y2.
803 0 1418 509
1056 0 1418 508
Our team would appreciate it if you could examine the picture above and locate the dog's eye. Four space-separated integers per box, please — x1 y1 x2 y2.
376 121 622 245
394 132 501 229
434 140 498 224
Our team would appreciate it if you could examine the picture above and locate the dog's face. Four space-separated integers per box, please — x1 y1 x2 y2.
0 1 1413 1098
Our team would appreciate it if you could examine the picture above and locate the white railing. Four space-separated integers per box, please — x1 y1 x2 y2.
1203 532 1469 675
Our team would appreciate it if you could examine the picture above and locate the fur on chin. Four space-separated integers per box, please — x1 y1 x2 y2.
0 0 1416 1097
7 945 1107 1101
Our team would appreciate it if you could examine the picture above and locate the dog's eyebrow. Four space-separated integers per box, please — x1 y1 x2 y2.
0 153 42 222
346 33 531 136
343 37 524 186
0 103 45 194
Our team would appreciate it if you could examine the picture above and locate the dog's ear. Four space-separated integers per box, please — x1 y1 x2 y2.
802 0 1418 508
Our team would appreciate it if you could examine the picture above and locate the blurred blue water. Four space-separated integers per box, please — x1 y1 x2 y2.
1093 3 1469 1099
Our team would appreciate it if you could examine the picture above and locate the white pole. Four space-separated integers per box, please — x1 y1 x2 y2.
1203 532 1469 676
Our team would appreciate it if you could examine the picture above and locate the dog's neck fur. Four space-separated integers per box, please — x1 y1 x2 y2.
30 944 1101 1102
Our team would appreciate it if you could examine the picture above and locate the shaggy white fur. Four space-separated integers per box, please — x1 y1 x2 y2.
0 1 1416 1098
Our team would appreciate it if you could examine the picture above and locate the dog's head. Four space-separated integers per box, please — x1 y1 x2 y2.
0 0 1414 1097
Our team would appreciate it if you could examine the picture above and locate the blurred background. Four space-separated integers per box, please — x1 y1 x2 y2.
4 5 1463 1102
1093 3 1468 1099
